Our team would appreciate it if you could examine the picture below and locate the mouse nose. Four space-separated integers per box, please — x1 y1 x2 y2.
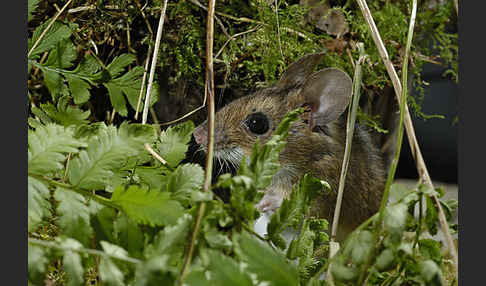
193 125 207 145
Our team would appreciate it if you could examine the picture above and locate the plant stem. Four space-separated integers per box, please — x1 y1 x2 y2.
357 1 416 284
355 0 458 277
178 0 217 284
28 238 142 264
142 0 169 125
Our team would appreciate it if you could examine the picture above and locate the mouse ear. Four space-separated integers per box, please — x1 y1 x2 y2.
277 52 326 88
301 67 352 127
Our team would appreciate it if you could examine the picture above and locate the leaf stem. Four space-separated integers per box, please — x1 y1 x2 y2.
28 238 142 264
178 0 217 284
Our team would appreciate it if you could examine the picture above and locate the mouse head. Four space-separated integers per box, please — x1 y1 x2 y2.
193 52 353 166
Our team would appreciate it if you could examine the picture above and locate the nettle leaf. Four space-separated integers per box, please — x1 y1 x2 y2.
67 125 135 189
134 166 169 191
418 239 442 265
384 202 408 235
389 183 411 204
420 260 443 284
54 188 93 246
28 21 72 58
118 122 157 154
157 120 195 167
99 257 125 286
66 75 92 104
39 96 90 127
28 0 41 22
94 206 117 242
166 163 204 205
374 248 395 271
100 241 130 260
134 255 176 286
43 68 70 101
28 176 51 231
114 213 144 258
28 124 86 175
331 263 358 282
111 185 184 226
235 231 299 286
205 250 254 286
203 223 233 251
28 244 49 284
58 238 84 286
106 54 136 78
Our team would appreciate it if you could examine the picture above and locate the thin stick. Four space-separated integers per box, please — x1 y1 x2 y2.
28 238 142 264
28 0 74 57
144 143 168 165
135 45 153 120
274 0 284 61
355 0 458 278
327 42 366 284
179 0 217 283
142 0 169 125
188 0 231 39
214 25 263 60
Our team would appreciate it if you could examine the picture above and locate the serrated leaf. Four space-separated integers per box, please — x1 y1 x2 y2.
67 125 134 189
94 206 117 242
235 231 299 286
418 239 442 265
105 82 128 116
59 238 84 286
28 244 49 284
28 176 51 231
206 250 254 286
166 163 204 205
28 0 41 22
134 167 169 191
99 257 125 286
287 220 315 260
39 98 90 127
45 39 77 69
114 213 144 258
29 21 72 58
66 75 92 104
118 122 157 153
389 183 411 204
420 260 442 283
100 241 130 260
425 196 439 235
111 185 184 226
28 124 86 175
331 263 358 282
43 68 70 101
157 120 195 167
203 224 233 251
106 54 136 78
184 270 212 286
54 188 93 246
114 66 159 111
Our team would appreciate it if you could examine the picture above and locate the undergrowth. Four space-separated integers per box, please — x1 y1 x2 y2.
28 0 458 285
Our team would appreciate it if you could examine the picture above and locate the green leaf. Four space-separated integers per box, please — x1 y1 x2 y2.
66 75 92 104
99 257 125 286
425 196 439 235
418 239 442 265
114 213 144 258
54 188 93 246
350 230 373 265
94 206 117 242
384 202 408 235
59 238 84 286
28 21 72 58
134 166 169 191
43 68 70 101
106 54 136 78
375 249 395 271
118 122 157 153
203 224 233 251
39 97 90 127
134 255 176 286
420 260 443 284
67 125 134 189
28 244 49 284
166 163 204 205
105 82 128 116
111 185 184 226
235 231 299 286
145 214 192 258
157 120 195 167
28 176 51 231
331 263 358 282
28 124 86 175
45 39 77 69
28 0 41 22
389 183 411 204
205 250 254 286
100 241 130 260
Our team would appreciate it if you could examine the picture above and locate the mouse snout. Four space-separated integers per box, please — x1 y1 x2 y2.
193 125 208 145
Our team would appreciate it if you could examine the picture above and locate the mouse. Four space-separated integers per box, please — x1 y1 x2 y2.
192 52 386 239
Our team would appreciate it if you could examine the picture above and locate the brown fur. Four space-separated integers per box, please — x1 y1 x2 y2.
197 83 386 238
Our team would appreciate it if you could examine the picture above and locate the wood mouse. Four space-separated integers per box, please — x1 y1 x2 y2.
193 52 386 238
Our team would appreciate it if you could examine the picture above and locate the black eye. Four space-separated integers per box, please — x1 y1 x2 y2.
244 112 270 135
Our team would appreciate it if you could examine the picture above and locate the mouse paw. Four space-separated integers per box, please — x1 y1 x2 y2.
256 192 284 213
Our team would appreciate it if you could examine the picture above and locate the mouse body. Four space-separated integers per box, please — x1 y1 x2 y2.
193 52 386 238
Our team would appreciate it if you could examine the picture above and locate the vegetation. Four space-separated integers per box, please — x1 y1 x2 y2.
28 0 458 285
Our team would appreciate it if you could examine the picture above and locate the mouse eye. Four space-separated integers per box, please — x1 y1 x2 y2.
244 112 270 135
